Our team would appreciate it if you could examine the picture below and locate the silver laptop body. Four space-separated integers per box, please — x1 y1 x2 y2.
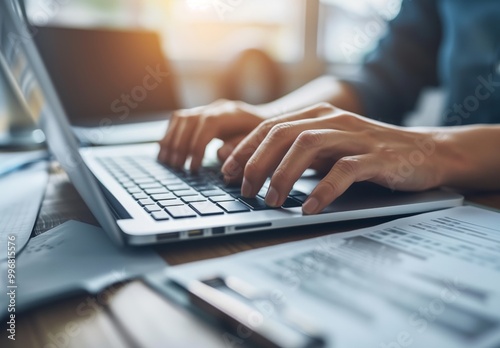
0 0 463 246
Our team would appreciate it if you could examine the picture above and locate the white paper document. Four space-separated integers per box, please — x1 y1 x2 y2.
0 149 48 177
168 206 500 348
1 220 167 317
0 161 48 257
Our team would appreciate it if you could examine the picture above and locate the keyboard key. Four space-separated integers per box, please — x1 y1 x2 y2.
121 181 136 188
139 183 163 189
190 184 215 191
157 199 184 207
183 177 205 184
190 202 224 216
144 204 161 213
145 188 170 195
222 187 243 194
200 189 226 197
289 189 306 196
173 189 199 197
208 175 225 185
110 168 126 175
134 177 156 184
218 201 251 213
151 211 170 221
153 174 177 182
128 170 148 177
293 194 308 203
114 172 129 179
132 192 148 200
139 163 163 171
239 196 275 210
160 178 183 186
126 187 142 194
151 193 176 201
209 194 235 203
171 169 188 178
165 205 197 218
182 195 207 203
282 197 302 208
166 183 190 191
138 198 155 206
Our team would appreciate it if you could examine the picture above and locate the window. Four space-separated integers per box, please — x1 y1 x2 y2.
319 0 402 64
26 0 305 63
158 0 304 63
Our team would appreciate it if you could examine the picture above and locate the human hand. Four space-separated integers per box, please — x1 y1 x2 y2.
222 103 449 215
158 99 266 172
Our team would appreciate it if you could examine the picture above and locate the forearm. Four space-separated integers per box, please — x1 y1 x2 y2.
254 76 364 118
436 125 500 190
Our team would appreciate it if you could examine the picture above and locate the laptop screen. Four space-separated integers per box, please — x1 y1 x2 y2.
33 26 179 126
0 0 125 245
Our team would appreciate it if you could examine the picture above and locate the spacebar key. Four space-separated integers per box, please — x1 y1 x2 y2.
239 196 274 210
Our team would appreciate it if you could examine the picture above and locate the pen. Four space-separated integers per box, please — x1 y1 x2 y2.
179 276 327 348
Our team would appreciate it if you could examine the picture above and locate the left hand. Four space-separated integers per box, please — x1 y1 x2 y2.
221 104 449 215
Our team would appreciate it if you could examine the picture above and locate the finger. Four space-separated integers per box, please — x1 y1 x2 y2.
241 117 335 197
163 106 208 165
217 135 246 163
265 130 368 207
302 154 381 215
221 103 332 184
188 108 259 172
170 116 198 168
188 116 218 172
158 114 179 163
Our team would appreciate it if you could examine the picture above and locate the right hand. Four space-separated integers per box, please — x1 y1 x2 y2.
158 99 265 172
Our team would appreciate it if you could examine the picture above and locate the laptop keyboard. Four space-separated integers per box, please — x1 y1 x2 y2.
97 156 308 221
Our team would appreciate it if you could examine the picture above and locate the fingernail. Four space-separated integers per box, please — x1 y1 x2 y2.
241 178 253 197
302 197 319 215
265 186 280 207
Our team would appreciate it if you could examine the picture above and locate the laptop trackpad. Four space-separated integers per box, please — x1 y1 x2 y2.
294 175 440 213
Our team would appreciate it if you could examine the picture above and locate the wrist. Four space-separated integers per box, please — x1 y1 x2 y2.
430 129 470 188
249 102 285 119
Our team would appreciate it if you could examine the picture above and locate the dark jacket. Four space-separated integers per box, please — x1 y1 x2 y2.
343 0 500 126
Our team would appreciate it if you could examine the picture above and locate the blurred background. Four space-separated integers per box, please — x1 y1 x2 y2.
3 0 443 147
23 0 401 106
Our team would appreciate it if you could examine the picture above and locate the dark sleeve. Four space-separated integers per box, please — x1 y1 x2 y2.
340 0 442 125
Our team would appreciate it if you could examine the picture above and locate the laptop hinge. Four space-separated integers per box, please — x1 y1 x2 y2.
98 183 132 220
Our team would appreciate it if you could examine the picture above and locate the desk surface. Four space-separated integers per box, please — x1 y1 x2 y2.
3 169 500 348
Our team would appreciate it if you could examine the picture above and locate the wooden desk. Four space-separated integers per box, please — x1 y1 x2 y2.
3 171 500 348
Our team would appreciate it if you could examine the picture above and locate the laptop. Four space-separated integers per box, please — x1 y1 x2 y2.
32 26 179 145
0 0 464 247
